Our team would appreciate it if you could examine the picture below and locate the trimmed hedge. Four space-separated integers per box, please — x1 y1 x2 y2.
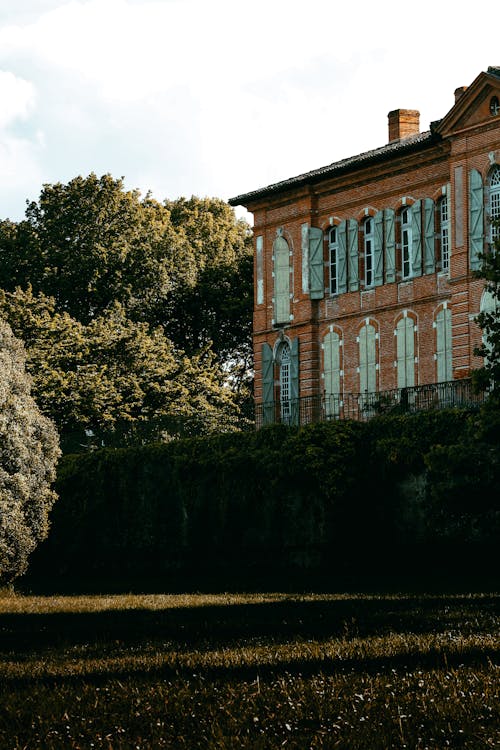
26 409 498 590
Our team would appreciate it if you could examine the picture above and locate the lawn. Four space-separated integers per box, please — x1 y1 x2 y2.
0 592 498 748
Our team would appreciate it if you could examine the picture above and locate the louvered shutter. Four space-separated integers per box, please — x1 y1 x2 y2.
411 200 422 277
396 317 415 388
384 209 396 283
261 342 274 424
347 219 359 292
323 331 341 417
374 211 384 286
308 226 324 299
337 221 348 294
274 237 290 324
436 308 452 382
469 169 484 271
290 337 300 425
359 324 376 393
423 198 436 275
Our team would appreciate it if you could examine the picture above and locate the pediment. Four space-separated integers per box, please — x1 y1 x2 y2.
436 67 500 137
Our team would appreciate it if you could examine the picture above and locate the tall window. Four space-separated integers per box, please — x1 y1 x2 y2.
279 342 291 423
401 207 412 279
323 330 342 417
364 217 374 287
396 315 415 388
439 195 450 271
328 226 339 294
489 165 500 249
273 235 290 324
358 322 377 393
435 306 452 382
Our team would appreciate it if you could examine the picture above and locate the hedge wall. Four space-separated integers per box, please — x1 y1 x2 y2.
25 409 499 590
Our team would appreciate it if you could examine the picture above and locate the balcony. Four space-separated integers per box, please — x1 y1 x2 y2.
255 378 487 428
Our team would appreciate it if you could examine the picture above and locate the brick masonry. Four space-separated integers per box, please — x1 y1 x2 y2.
230 68 500 405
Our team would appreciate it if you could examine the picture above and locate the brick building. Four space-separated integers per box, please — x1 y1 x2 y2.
229 67 500 423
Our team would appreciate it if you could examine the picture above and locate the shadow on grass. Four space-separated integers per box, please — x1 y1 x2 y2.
1 595 499 652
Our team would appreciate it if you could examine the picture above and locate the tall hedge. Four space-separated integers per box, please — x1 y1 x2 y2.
27 409 495 589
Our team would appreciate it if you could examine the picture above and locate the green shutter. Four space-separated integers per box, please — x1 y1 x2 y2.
359 323 376 393
384 209 396 283
423 198 436 275
274 236 290 324
347 219 359 292
308 226 324 299
261 342 274 424
396 317 415 388
436 308 452 382
469 169 484 271
374 210 384 286
338 221 348 294
323 331 341 418
411 200 422 277
290 337 299 425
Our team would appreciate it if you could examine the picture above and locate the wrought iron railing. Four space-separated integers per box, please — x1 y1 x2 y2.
254 378 487 428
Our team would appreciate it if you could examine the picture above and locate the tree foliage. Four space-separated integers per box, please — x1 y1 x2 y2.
0 176 254 448
0 318 60 584
474 245 500 394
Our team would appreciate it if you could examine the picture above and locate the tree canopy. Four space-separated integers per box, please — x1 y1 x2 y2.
0 318 60 584
0 175 254 450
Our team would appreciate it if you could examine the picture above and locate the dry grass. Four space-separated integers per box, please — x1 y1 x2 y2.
0 591 498 748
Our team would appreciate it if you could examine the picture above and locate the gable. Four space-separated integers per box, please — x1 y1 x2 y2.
436 67 500 138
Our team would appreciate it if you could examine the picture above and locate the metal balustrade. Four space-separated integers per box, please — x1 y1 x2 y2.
255 378 487 428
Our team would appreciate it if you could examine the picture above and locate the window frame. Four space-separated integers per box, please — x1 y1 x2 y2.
439 195 450 272
328 225 339 295
401 206 413 280
364 216 375 288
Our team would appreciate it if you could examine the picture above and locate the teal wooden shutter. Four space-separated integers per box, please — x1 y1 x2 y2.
469 169 484 271
338 221 348 294
411 200 422 277
374 210 384 286
261 342 274 424
290 337 300 425
384 209 396 283
323 331 341 417
308 226 324 299
274 236 290 324
436 308 452 382
423 198 436 275
359 323 376 393
347 219 359 292
396 317 415 388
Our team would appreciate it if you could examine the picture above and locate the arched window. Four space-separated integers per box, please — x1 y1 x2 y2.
439 194 450 271
278 341 291 422
435 306 452 382
273 235 290 324
396 314 416 388
323 329 342 417
401 206 413 279
328 226 339 294
364 217 374 287
358 322 377 393
489 165 500 249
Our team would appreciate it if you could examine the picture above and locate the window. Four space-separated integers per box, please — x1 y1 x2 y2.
364 217 374 287
328 226 339 294
279 342 291 423
323 330 342 417
439 195 450 271
396 315 415 388
273 235 290 324
435 306 452 382
358 322 377 393
401 207 412 279
489 165 500 249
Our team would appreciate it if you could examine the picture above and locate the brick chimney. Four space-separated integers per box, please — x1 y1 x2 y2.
388 109 420 143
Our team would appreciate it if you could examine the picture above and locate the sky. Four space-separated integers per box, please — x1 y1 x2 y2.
0 0 498 223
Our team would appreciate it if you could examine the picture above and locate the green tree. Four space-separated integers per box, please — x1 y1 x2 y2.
474 245 500 395
0 318 60 584
0 288 244 451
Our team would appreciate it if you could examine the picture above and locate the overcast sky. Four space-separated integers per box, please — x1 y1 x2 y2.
0 0 497 223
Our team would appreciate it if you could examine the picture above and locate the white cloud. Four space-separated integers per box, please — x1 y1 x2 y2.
0 71 36 128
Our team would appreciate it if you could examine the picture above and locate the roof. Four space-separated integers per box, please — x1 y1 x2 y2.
228 129 439 207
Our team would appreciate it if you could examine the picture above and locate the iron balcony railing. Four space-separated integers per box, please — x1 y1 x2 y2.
255 378 487 428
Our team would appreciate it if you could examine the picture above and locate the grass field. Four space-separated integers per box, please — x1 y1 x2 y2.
0 591 499 749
